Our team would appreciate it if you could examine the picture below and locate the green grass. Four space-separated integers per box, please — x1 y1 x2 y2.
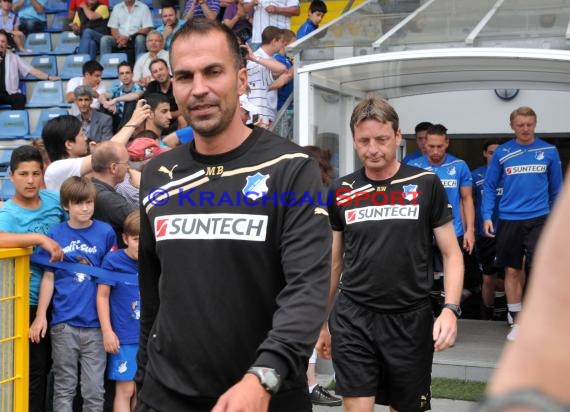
431 378 487 402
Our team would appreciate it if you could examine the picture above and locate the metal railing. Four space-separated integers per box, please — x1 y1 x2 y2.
0 248 31 412
270 94 295 141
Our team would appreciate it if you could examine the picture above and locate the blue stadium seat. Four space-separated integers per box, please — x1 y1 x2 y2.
139 0 153 8
60 54 89 80
45 0 67 13
99 53 128 79
51 31 80 55
0 110 30 140
26 80 66 108
48 12 69 33
25 55 58 80
109 0 122 8
21 33 52 55
26 108 69 139
0 178 15 201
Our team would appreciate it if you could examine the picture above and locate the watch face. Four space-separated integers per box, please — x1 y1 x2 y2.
261 368 280 389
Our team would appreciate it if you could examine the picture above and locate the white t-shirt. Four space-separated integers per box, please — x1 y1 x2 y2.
246 47 278 123
248 0 299 44
45 157 85 191
67 77 107 116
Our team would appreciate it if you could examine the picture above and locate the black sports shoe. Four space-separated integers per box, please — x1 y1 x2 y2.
309 385 342 406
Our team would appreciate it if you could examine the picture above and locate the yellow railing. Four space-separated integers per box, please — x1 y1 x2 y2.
0 248 31 412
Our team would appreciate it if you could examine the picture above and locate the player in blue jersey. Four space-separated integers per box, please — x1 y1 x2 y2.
472 139 504 320
483 106 563 341
29 176 117 411
97 209 140 412
402 121 432 164
409 124 475 314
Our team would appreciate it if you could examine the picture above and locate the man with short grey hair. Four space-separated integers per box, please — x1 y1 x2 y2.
74 85 113 143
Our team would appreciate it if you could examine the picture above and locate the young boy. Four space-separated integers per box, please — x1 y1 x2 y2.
97 210 140 412
0 145 66 412
29 176 117 411
296 0 327 39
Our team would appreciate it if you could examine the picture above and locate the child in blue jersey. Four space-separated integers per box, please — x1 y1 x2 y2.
296 0 327 39
97 209 140 412
29 176 117 411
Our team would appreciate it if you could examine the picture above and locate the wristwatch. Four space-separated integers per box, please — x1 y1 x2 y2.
442 303 462 318
246 366 281 395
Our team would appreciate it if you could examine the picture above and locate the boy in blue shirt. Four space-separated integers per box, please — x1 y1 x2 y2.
0 145 65 412
296 0 327 39
97 209 140 412
29 176 117 411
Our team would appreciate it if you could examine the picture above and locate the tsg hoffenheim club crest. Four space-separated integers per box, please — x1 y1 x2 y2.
448 166 456 176
243 172 270 200
535 151 544 160
403 184 418 202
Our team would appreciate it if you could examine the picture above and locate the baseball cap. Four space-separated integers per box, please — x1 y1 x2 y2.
128 137 164 161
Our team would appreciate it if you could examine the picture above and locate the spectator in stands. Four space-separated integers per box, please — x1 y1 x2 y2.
296 0 326 39
101 61 144 131
133 30 170 87
0 145 65 412
244 25 287 125
68 0 109 20
66 59 106 116
483 106 563 341
0 29 58 109
30 175 115 412
472 139 505 321
11 0 46 35
42 100 151 190
269 28 294 111
156 4 184 51
222 0 253 43
96 209 140 412
74 85 113 143
100 0 153 64
71 0 110 61
244 0 299 46
143 58 184 132
0 0 27 52
90 140 136 246
136 92 172 140
182 0 220 21
402 121 433 164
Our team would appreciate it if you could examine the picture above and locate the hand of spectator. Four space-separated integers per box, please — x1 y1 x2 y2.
211 373 271 412
69 22 80 34
265 4 278 13
138 76 152 88
315 325 332 359
39 236 63 262
433 308 458 352
483 219 495 238
254 117 269 129
129 99 152 126
103 101 117 114
29 315 48 343
236 1 247 17
102 329 120 353
241 42 255 61
163 24 174 38
117 35 129 48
